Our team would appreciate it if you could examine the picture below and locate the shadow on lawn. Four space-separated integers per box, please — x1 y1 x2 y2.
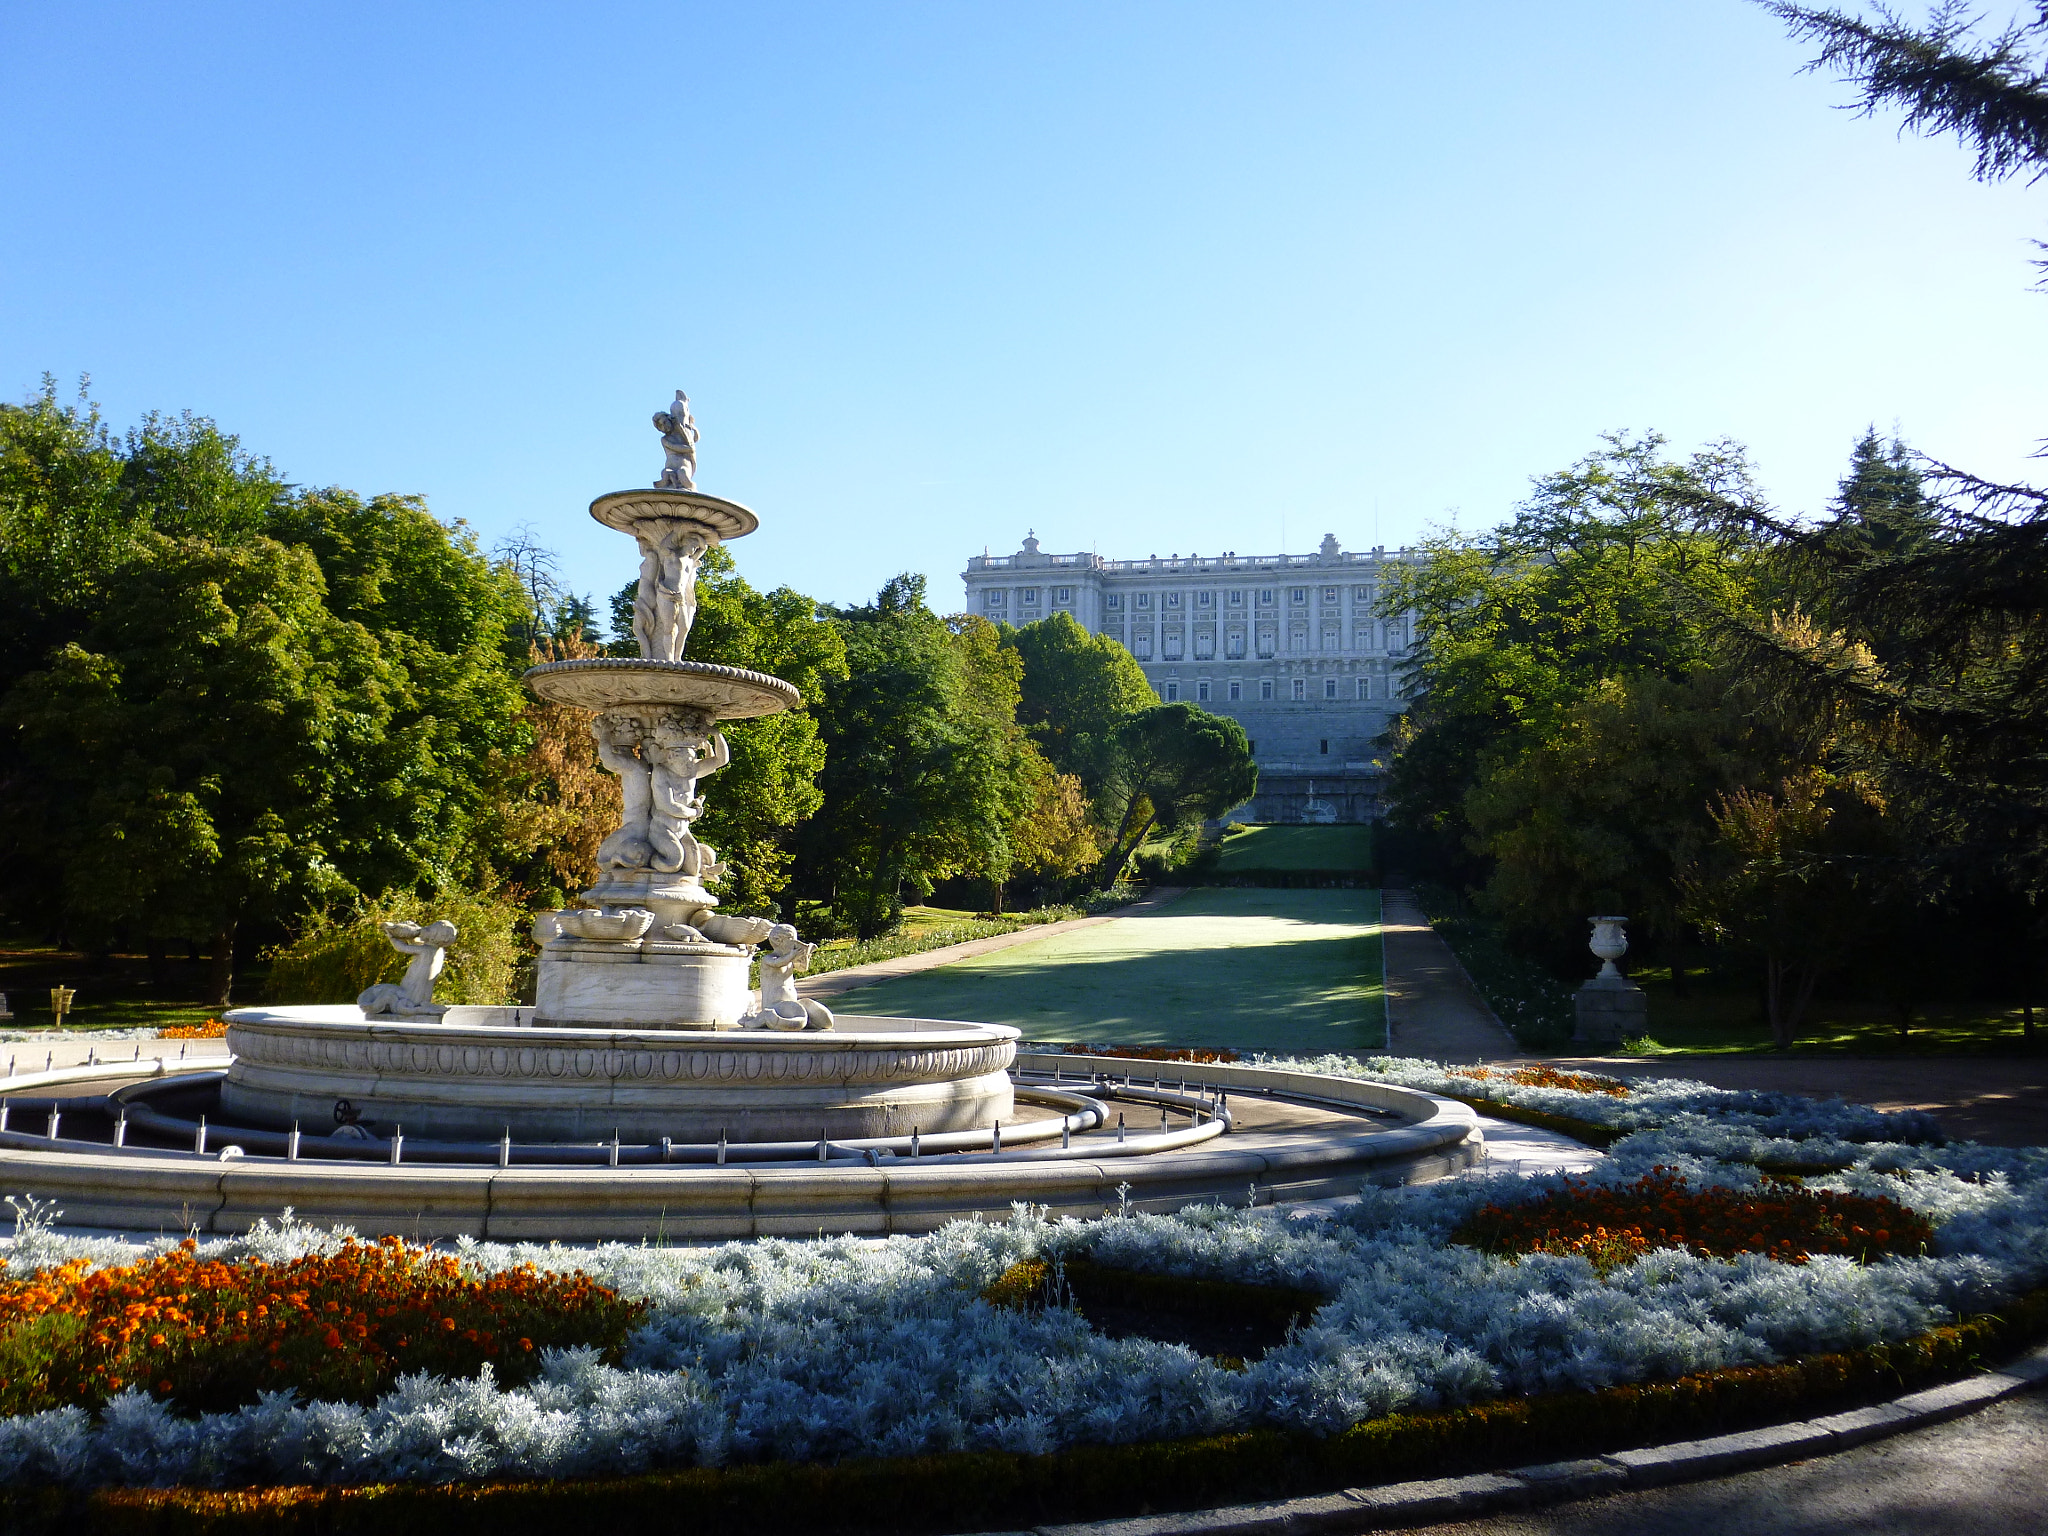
836 930 1385 1051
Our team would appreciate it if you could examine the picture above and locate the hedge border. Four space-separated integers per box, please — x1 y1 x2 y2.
9 1287 2042 1536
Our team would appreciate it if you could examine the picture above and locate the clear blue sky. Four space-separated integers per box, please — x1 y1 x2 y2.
5 3 2042 616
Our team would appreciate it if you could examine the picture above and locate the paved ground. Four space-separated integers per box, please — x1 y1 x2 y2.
834 888 1387 1054
1381 889 1524 1063
1408 1387 2048 1535
1546 1052 2048 1149
0 1035 227 1071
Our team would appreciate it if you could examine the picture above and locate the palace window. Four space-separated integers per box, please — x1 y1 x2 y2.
1323 586 1338 602
1324 678 1338 699
1164 681 1179 701
1289 627 1306 652
1353 585 1373 601
1260 678 1275 700
1258 589 1275 605
1359 676 1373 700
984 589 1006 608
1225 630 1245 658
1165 592 1182 608
1163 635 1184 660
1136 593 1152 609
1194 633 1215 659
1320 738 1329 754
1054 586 1072 603
1228 679 1242 701
1197 680 1210 702
1020 588 1039 606
1292 678 1306 700
1290 587 1307 604
1107 593 1122 610
1228 590 1244 605
1321 625 1339 650
1133 633 1153 659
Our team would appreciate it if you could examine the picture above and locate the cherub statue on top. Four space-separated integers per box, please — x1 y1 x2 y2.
358 920 458 1017
654 391 698 490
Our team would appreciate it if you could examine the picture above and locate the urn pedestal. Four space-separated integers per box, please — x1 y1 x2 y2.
1573 975 1647 1047
1572 915 1646 1047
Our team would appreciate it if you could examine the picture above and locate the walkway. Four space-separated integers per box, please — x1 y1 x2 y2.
1381 888 1524 1063
1410 1386 2046 1536
1547 1051 2048 1149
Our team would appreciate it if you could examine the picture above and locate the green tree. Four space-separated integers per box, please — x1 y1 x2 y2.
1001 747 1101 910
799 575 1033 937
1380 432 1764 869
1464 668 1780 972
1000 611 1155 785
1090 703 1258 887
2 535 365 1003
265 488 535 897
1680 768 1878 1046
1771 3 2048 191
0 384 583 990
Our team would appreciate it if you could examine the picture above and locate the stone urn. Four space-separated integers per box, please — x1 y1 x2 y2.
1588 916 1629 980
1574 915 1644 1047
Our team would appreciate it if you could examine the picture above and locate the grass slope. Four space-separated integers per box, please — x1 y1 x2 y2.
835 888 1386 1053
1211 824 1374 873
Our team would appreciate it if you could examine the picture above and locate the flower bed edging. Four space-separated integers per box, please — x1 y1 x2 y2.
19 1291 2046 1536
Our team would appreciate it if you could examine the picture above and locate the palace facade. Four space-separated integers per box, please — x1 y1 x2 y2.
960 533 1421 823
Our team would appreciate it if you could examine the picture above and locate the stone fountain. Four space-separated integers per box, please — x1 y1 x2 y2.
217 396 1018 1143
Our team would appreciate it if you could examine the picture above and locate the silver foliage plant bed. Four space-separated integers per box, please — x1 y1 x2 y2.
0 1055 2043 1491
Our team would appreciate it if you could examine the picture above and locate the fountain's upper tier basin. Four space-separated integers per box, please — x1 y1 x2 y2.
220 1006 1017 1143
590 487 757 542
523 658 801 717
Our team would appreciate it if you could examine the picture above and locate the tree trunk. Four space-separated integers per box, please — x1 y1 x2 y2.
989 877 1005 916
1764 956 1790 1048
206 924 236 1010
146 937 169 991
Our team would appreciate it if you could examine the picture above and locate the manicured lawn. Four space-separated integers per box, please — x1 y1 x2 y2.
0 934 241 1033
1212 823 1374 873
834 888 1386 1052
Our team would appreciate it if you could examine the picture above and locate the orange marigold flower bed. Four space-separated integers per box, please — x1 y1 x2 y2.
1062 1045 1242 1064
0 1236 645 1416
1450 1064 1630 1097
158 1018 228 1039
1453 1168 1934 1271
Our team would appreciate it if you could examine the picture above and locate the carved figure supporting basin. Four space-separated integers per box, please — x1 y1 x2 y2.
220 1007 1018 1143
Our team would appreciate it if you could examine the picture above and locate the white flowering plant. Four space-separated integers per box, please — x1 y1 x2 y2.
0 1056 2040 1491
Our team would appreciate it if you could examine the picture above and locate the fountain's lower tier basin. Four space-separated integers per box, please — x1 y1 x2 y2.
219 1007 1017 1142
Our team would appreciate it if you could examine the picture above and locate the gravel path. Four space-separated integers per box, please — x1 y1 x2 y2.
1381 889 1525 1063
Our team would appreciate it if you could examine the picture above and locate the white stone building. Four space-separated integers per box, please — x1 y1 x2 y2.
960 532 1422 823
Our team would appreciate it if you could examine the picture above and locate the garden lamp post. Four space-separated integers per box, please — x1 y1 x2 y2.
49 986 75 1029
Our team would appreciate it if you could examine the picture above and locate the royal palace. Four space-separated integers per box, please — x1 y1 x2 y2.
961 532 1421 824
